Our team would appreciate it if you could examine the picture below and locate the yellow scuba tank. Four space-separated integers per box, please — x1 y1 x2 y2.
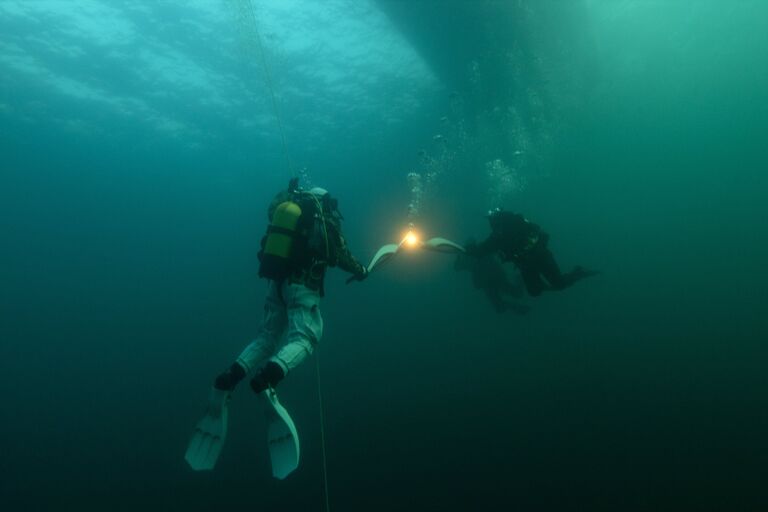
264 201 302 258
259 200 303 280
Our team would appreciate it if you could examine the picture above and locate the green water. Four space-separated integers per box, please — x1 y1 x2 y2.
1 1 766 510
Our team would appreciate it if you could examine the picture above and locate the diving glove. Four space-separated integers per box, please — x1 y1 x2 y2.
462 240 480 256
345 267 368 284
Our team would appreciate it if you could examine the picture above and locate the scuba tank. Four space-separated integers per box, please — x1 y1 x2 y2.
259 179 304 280
258 179 330 281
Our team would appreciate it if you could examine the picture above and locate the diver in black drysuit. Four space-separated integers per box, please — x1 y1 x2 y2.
465 209 598 297
455 249 530 315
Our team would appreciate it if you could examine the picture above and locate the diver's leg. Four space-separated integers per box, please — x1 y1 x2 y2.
538 249 571 290
540 249 598 290
251 283 323 393
214 281 287 391
485 287 507 314
500 274 526 298
519 264 546 297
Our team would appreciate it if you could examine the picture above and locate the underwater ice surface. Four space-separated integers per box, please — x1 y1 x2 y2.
0 0 439 152
1 1 767 511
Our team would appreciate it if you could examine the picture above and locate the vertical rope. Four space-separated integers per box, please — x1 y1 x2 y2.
315 354 331 512
241 0 292 177
231 7 326 508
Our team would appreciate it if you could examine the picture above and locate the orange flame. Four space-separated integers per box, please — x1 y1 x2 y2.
401 230 420 248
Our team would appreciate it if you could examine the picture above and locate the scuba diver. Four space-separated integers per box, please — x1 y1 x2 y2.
454 247 530 315
216 179 367 393
465 208 598 297
186 178 367 472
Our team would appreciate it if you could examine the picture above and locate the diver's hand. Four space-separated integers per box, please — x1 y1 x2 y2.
346 267 368 284
464 241 479 256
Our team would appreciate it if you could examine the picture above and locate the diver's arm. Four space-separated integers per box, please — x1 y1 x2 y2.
327 220 367 278
337 238 367 280
465 235 499 258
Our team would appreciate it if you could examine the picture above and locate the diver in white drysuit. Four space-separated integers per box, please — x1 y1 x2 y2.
213 181 368 394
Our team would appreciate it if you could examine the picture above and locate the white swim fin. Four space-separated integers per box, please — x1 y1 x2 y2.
423 237 465 253
185 387 230 471
261 387 300 479
366 243 400 273
366 236 464 278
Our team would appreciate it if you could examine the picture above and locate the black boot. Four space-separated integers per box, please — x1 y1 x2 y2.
250 362 285 394
214 362 246 391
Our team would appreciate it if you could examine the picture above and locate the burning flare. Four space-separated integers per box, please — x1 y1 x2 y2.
401 230 420 248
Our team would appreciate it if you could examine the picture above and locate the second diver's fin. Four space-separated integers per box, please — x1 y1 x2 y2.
506 302 531 316
185 387 230 471
571 266 601 281
422 237 465 253
261 387 300 480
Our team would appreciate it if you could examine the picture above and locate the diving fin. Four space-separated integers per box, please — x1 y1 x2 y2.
366 243 400 273
261 387 300 480
572 266 601 280
367 237 464 275
185 387 230 471
422 237 465 253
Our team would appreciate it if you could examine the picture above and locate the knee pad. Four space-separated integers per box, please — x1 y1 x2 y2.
214 362 246 391
250 361 285 394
